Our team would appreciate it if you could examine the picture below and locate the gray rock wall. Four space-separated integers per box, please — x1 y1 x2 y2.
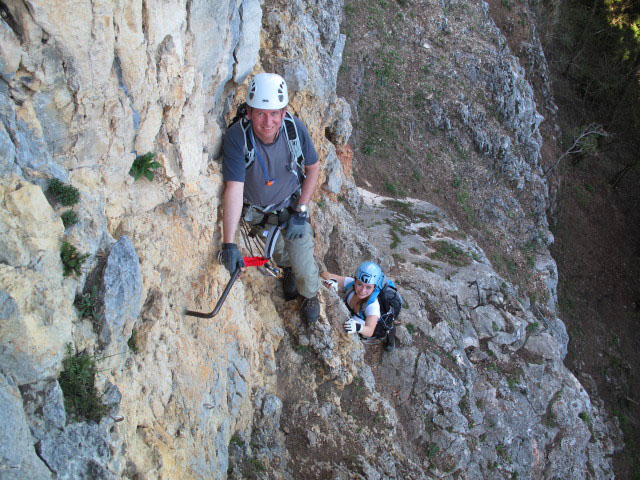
0 0 621 479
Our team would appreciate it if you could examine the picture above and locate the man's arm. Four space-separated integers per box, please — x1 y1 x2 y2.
223 181 245 243
297 161 320 206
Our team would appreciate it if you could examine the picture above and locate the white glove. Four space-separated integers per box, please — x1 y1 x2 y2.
344 319 361 334
322 278 338 292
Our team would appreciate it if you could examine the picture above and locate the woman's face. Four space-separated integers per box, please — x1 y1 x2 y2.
354 279 375 299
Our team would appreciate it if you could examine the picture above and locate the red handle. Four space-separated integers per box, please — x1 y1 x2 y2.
243 256 270 267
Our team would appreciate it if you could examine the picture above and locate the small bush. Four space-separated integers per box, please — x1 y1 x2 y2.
128 328 139 353
419 226 434 238
48 178 79 206
430 240 471 266
426 443 440 458
385 177 399 195
61 210 78 228
247 458 265 473
230 433 245 447
579 411 591 424
60 241 89 277
129 152 161 181
59 343 108 422
416 261 438 272
74 286 99 320
390 228 401 249
526 321 539 334
406 323 416 335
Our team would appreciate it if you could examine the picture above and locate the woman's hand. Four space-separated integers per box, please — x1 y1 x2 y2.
322 278 338 291
344 319 361 334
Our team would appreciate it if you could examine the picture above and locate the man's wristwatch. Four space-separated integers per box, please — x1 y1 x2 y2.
295 203 308 215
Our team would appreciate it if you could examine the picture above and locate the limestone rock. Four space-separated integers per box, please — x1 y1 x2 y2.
0 179 73 385
19 380 66 442
234 0 262 84
0 374 52 479
99 236 143 352
37 422 116 480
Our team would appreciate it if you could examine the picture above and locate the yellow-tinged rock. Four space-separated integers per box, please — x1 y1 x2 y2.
3 181 63 270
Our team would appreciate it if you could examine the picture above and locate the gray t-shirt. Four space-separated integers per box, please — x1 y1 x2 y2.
222 115 318 209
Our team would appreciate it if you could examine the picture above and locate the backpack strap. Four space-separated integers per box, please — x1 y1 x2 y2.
238 112 305 213
282 112 305 181
240 112 305 181
240 117 256 169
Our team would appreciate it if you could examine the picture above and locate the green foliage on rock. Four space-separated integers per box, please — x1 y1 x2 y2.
74 285 99 320
60 241 89 277
59 343 108 422
48 178 80 206
129 152 161 181
61 210 78 228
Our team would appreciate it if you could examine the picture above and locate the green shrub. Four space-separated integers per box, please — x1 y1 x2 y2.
416 261 438 272
230 433 245 447
129 152 161 181
578 411 592 424
61 210 78 228
48 178 79 206
390 227 401 248
526 321 539 334
59 343 108 422
406 323 416 335
247 458 265 473
385 177 399 195
429 240 471 266
60 241 89 277
74 286 99 320
128 328 139 353
426 443 440 458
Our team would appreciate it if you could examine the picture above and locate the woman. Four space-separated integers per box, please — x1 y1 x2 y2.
321 261 395 351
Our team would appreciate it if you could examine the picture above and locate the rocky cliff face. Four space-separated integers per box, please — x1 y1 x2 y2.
0 0 620 479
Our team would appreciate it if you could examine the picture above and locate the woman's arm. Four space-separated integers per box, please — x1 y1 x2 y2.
358 315 379 338
320 271 347 289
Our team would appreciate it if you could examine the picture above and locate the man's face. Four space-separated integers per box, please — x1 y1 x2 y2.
247 107 286 144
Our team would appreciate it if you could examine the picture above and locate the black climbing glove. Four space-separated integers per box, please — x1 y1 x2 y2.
218 243 245 274
285 212 307 240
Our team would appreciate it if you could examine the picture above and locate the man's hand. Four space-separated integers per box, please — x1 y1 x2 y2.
344 319 361 334
285 212 306 240
218 243 245 274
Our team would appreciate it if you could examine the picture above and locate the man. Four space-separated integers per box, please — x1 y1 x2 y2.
220 73 321 323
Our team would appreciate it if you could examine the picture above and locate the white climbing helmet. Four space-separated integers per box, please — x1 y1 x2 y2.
247 73 289 109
